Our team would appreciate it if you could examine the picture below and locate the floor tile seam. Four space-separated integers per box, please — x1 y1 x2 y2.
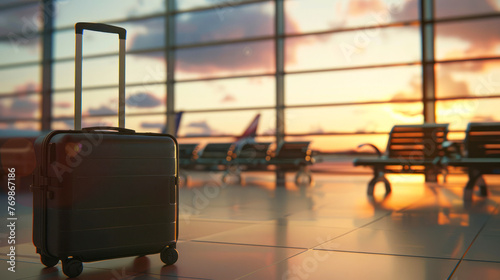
178 222 260 241
11 266 143 280
301 210 393 250
63 263 207 280
16 274 57 280
311 248 461 261
233 249 311 280
355 211 394 229
447 211 493 280
460 258 500 264
81 263 150 274
190 239 309 250
180 218 260 225
124 271 213 280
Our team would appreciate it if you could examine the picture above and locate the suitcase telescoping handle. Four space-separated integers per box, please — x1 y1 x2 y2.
81 126 135 133
74 22 127 130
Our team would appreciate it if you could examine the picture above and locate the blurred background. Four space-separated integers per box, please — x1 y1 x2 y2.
1 0 500 154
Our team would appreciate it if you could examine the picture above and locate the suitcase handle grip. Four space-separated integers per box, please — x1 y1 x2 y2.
81 126 135 134
75 22 126 130
75 22 126 39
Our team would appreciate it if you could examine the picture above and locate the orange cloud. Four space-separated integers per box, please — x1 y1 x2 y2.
347 0 386 16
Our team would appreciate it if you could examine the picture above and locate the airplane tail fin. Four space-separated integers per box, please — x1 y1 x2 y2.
235 113 260 142
162 111 183 137
174 111 183 137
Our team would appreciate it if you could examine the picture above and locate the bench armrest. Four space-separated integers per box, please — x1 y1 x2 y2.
357 143 382 157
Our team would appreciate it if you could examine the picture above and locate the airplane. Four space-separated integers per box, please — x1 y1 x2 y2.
175 113 262 177
165 111 261 142
161 111 184 137
235 113 260 143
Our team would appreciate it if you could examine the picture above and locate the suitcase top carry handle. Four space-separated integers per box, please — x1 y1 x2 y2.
75 22 127 39
74 22 126 130
82 126 135 133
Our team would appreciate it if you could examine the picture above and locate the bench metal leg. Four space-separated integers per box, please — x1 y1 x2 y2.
276 170 286 187
424 167 438 183
295 166 312 186
464 170 488 201
442 167 448 183
367 169 391 196
222 164 242 185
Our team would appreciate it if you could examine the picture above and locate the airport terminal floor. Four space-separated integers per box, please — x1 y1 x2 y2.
2 171 500 279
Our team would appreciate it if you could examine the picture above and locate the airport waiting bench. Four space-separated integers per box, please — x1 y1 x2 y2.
178 142 234 185
230 142 272 168
221 142 272 183
178 141 314 186
353 124 449 195
266 141 314 185
178 143 200 185
441 122 500 202
190 142 234 168
179 143 199 168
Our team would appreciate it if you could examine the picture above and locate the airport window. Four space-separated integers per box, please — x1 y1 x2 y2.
175 76 275 111
0 95 41 123
434 0 500 19
284 25 421 72
285 134 389 154
52 52 166 90
122 114 167 133
0 2 41 36
0 65 40 95
176 109 275 138
0 1 41 130
285 65 422 106
436 98 500 131
433 0 500 136
1 0 500 154
52 84 166 119
175 1 274 46
53 17 165 60
175 40 275 80
285 102 424 135
0 120 39 130
53 0 165 29
0 36 40 65
435 60 500 100
284 0 419 34
435 17 500 61
174 0 260 12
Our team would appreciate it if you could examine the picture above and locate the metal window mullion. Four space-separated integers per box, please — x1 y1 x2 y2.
41 0 54 131
275 0 285 144
166 0 176 135
421 0 435 123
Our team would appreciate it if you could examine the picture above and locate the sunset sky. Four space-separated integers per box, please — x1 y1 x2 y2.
1 0 500 152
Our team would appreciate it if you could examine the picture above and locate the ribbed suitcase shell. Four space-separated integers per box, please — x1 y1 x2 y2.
32 130 178 262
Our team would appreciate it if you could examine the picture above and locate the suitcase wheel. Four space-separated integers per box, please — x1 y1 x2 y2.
62 258 83 278
40 254 59 267
160 247 179 265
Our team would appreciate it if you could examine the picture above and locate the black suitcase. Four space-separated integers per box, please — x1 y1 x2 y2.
31 22 179 278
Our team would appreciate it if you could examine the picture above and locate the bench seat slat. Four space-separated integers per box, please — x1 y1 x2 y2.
353 158 436 166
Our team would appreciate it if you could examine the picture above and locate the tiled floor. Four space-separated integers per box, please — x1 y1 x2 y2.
2 171 500 279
